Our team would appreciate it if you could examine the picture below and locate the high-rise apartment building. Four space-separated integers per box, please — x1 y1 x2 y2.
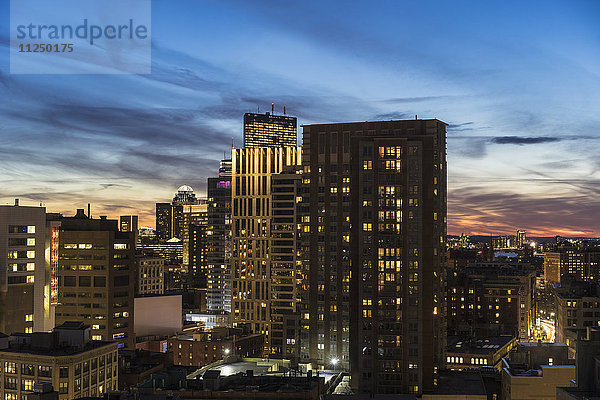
243 112 297 148
0 201 58 334
493 235 517 250
206 159 232 313
299 119 447 395
271 165 303 358
516 230 526 248
231 146 302 356
51 210 135 348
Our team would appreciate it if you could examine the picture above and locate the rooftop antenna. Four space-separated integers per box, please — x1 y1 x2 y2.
257 105 260 113
415 114 418 120
283 106 286 115
271 102 274 114
87 203 91 219
231 137 234 149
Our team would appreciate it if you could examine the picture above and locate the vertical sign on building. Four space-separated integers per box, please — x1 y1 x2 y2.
50 226 59 305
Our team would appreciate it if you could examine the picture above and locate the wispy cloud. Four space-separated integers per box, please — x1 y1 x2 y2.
491 136 562 145
449 186 600 237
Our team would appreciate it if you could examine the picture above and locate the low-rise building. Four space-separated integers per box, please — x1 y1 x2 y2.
446 336 516 370
422 371 487 400
117 350 171 391
166 327 264 367
501 342 575 400
134 359 326 400
184 312 229 329
556 327 600 399
0 322 118 400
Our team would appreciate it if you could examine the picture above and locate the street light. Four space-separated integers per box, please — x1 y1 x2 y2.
331 357 339 370
224 348 230 355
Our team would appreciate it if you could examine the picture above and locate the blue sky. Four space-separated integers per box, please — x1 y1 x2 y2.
1 0 599 236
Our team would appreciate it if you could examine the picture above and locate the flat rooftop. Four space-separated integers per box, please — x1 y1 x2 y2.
448 336 514 355
0 340 114 357
427 371 486 396
203 360 337 384
518 341 568 348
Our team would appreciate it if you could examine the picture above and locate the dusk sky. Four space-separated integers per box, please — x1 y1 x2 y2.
1 0 599 236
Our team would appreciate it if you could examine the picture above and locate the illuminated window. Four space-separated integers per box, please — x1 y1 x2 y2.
27 226 35 234
4 362 17 373
22 379 35 391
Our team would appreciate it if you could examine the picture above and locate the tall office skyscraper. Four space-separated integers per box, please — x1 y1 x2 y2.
155 203 172 242
231 146 302 356
207 159 233 313
155 185 198 242
52 210 135 348
182 203 208 277
299 119 447 395
0 201 58 334
243 112 297 148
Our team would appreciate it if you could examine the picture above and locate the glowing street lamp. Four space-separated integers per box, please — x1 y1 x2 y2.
331 357 339 369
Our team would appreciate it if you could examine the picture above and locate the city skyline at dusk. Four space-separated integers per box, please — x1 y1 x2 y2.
1 0 599 237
